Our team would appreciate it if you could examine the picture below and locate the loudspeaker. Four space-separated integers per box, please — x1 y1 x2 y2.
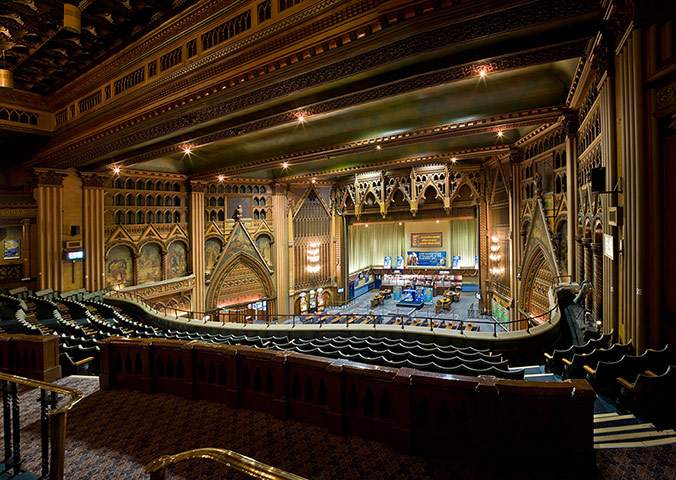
591 167 606 192
70 225 81 236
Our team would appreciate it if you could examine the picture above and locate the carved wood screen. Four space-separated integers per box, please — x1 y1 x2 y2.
294 190 331 289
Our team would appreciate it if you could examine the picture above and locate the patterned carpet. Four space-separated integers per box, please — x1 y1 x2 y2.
1 376 675 479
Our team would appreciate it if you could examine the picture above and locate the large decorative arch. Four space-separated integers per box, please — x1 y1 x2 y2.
205 251 275 309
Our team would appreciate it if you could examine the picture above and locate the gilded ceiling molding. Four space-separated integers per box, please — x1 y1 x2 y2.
32 168 69 187
79 172 108 188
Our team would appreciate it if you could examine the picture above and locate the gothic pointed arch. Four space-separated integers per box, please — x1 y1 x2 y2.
205 222 274 309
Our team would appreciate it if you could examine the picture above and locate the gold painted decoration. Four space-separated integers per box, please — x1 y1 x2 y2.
106 245 133 287
167 242 188 278
138 243 162 285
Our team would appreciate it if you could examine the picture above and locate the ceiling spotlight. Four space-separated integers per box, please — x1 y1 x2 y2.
311 178 316 183
436 220 440 224
365 224 369 227
113 166 121 174
282 162 289 169
497 131 503 137
479 69 486 77
298 115 305 123
451 157 457 163
183 146 192 154
398 222 402 226
376 145 381 150
217 175 224 182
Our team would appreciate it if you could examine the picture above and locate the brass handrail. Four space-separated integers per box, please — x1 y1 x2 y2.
0 372 84 479
144 447 308 480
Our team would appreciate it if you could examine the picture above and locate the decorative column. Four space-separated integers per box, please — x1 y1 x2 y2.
583 238 593 307
271 183 290 316
160 250 167 281
80 173 106 292
576 236 585 284
564 114 578 281
287 196 295 313
477 197 489 313
592 242 603 325
34 169 68 291
189 181 206 314
508 152 521 325
21 218 31 279
132 253 139 286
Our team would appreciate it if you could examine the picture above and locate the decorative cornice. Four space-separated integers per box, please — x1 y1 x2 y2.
189 181 208 193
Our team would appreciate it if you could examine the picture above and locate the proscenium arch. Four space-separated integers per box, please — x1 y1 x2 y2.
205 251 275 310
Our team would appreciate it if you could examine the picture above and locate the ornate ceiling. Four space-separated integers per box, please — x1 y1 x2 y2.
0 0 605 184
0 0 197 95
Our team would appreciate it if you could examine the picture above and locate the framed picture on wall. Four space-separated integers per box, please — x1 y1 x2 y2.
3 239 20 259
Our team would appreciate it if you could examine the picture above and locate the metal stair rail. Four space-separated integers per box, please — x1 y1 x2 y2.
0 372 84 479
144 447 308 480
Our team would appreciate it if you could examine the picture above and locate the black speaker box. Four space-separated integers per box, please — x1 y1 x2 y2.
71 225 81 236
591 167 606 192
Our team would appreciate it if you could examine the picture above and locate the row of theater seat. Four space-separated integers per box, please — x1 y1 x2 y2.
2 290 521 379
544 330 614 376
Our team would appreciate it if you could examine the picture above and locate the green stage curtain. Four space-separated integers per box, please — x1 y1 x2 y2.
349 223 405 273
449 218 478 268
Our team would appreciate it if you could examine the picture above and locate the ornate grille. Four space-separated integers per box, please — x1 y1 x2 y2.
201 11 251 51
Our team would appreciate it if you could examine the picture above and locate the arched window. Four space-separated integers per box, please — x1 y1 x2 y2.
137 211 145 224
260 186 266 194
254 210 260 220
173 182 180 192
115 194 124 206
165 196 172 206
146 195 154 206
217 198 224 207
164 181 171 191
218 211 225 221
259 197 266 206
137 195 145 206
156 195 162 205
210 211 217 222
260 210 266 220
209 185 216 193
217 185 224 193
253 186 259 194
126 194 134 206
232 186 239 193
246 185 252 194
173 196 180 207
115 211 124 224
126 212 134 224
114 178 123 189
165 212 172 223
253 198 259 206
156 213 164 224
125 179 134 189
210 197 217 207
156 181 163 191
147 212 154 223
146 180 154 190
174 212 181 223
136 179 144 190
224 185 231 193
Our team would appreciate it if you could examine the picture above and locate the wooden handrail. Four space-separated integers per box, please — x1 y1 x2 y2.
0 372 84 479
144 447 308 480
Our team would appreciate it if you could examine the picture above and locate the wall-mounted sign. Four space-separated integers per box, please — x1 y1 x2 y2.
384 256 392 269
3 239 19 259
452 255 461 269
396 256 404 269
411 232 443 248
475 255 479 269
406 251 447 267
66 250 84 260
337 287 344 293
604 234 614 260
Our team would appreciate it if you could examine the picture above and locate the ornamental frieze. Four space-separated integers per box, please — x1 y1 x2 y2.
120 275 196 298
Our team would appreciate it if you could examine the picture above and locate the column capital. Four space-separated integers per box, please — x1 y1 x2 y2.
591 242 603 255
33 168 68 187
508 147 522 164
189 180 208 193
80 172 108 188
562 112 579 137
582 237 592 246
271 182 288 195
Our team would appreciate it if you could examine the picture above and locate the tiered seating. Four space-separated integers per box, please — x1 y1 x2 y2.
585 345 672 396
617 365 676 426
562 341 632 380
543 330 614 375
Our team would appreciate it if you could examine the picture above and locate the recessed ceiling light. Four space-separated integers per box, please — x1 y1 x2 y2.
298 115 305 123
218 175 224 181
497 131 503 137
376 145 381 150
398 222 402 225
451 157 457 163
311 178 316 183
365 224 368 227
282 162 289 169
113 166 121 174
436 220 440 223
479 69 486 77
183 147 192 154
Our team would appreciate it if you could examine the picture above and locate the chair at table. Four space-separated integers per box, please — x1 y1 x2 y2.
442 300 451 311
435 300 442 313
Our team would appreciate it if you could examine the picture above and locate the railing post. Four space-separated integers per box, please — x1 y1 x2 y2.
40 389 50 478
150 467 168 480
50 411 67 480
493 322 497 337
3 381 12 464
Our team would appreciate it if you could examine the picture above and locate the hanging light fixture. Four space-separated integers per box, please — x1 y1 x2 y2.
64 3 81 34
0 51 13 89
